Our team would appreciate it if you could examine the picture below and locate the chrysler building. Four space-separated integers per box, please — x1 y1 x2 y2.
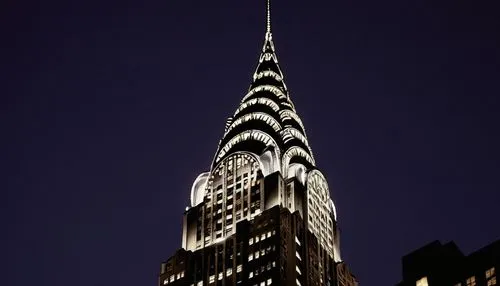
159 1 357 285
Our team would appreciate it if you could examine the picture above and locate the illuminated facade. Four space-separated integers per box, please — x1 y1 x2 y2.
159 1 357 285
396 239 499 286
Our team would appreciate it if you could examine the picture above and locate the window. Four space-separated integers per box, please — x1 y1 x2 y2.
295 236 301 246
295 251 301 261
416 277 428 286
467 276 476 286
486 267 496 279
267 278 272 285
487 267 497 286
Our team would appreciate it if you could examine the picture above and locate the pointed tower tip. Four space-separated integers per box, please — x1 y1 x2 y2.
266 0 272 34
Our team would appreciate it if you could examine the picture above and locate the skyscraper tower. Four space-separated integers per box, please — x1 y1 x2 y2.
159 1 357 285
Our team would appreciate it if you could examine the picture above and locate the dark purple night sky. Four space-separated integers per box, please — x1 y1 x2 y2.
3 0 499 285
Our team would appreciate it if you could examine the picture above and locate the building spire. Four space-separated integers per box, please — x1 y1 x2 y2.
266 0 271 34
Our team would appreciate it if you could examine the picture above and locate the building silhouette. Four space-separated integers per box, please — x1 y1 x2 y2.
396 239 499 286
158 1 357 285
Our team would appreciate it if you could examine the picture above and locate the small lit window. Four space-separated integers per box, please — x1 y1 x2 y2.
486 267 496 279
416 277 428 286
249 272 253 278
295 236 301 246
487 278 497 286
249 238 254 245
248 253 253 261
267 278 272 285
237 264 242 273
467 276 476 286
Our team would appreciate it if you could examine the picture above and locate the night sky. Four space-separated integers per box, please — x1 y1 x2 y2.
3 0 500 285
